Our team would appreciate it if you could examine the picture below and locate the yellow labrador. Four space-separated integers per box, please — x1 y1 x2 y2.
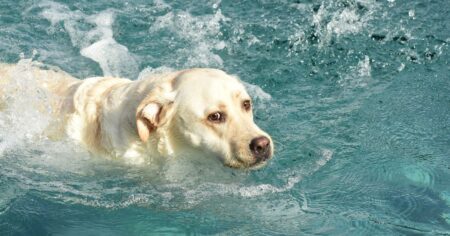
0 62 273 169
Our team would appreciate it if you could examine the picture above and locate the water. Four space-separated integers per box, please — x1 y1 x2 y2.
0 0 449 234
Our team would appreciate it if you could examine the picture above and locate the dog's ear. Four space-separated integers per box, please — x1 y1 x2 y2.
136 87 176 143
136 103 160 142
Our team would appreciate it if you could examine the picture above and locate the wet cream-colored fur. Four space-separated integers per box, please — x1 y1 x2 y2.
0 62 273 169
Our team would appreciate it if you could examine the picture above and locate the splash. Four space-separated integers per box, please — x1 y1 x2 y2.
0 60 52 155
242 81 272 101
338 55 372 88
149 5 227 67
289 0 379 49
136 66 175 81
38 1 139 78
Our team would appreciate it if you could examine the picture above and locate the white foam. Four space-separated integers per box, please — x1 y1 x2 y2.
80 38 138 78
39 1 138 78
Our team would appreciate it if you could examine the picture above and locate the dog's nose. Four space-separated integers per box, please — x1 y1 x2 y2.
249 136 271 161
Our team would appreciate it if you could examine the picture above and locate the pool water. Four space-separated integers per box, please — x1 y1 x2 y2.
1 0 449 235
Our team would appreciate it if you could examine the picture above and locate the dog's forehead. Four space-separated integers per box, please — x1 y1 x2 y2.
176 69 249 99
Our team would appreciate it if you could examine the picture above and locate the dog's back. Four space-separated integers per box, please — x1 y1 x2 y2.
0 62 81 102
0 62 82 138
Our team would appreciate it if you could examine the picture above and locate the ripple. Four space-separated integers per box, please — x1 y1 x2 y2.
443 213 450 225
402 165 435 187
441 191 450 206
0 142 336 211
393 192 420 220
0 144 302 211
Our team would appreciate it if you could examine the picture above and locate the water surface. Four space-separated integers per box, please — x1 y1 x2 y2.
0 0 449 235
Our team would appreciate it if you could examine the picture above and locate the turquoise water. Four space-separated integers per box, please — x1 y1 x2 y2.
0 0 449 234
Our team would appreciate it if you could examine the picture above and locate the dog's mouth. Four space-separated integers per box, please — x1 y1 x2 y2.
220 141 273 170
223 156 270 170
247 160 269 170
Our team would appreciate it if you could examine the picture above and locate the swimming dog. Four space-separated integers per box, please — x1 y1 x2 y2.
0 62 273 169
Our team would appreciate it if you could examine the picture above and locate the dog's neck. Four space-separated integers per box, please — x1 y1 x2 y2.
96 78 158 161
65 71 182 164
90 75 179 163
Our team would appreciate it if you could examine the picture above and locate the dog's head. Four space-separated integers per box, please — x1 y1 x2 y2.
136 69 273 169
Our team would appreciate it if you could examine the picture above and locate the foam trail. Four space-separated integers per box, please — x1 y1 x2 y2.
39 1 138 78
181 149 334 208
239 149 333 198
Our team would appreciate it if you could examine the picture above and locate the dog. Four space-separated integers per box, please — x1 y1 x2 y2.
0 62 273 169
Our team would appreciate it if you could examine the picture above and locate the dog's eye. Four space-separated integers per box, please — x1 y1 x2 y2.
208 112 226 123
243 100 251 111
